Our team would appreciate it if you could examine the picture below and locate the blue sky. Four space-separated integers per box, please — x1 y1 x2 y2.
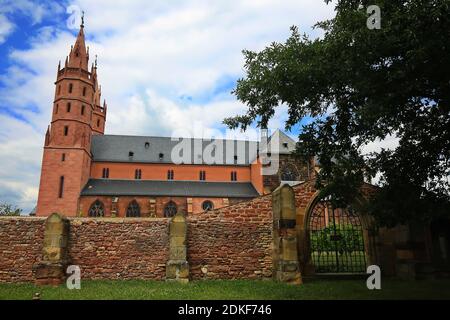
0 0 337 213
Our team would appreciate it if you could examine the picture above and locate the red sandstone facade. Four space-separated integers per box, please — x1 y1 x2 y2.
36 23 312 218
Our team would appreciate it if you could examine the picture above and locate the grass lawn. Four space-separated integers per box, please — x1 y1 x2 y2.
1 278 450 300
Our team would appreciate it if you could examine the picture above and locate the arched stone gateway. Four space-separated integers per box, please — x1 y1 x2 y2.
306 198 367 273
293 181 378 277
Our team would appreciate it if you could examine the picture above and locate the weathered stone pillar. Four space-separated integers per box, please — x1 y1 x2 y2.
394 223 434 279
272 184 302 284
34 213 70 286
166 212 189 283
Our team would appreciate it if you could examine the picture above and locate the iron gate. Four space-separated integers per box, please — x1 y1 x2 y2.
308 199 367 273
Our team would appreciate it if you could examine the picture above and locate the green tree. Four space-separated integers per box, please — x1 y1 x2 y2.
225 0 450 226
0 202 22 216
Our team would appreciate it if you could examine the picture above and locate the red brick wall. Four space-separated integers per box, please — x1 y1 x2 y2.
79 196 252 217
0 217 45 283
91 162 252 182
37 149 91 217
187 194 273 280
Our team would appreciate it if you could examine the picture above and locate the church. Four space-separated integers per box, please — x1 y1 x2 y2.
35 22 314 218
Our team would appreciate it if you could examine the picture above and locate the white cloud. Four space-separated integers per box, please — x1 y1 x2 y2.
0 14 14 44
0 0 337 212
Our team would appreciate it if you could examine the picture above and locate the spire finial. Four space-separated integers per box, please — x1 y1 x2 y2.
95 54 98 68
81 11 85 27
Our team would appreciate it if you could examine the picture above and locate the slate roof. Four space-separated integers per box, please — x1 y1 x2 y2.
80 179 259 198
91 135 260 165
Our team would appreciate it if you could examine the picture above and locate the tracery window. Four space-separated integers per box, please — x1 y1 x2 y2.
89 200 104 217
126 200 140 217
164 201 177 218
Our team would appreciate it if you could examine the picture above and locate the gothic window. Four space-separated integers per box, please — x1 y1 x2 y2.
81 105 85 115
126 200 140 217
62 153 65 162
231 171 237 181
167 170 174 180
55 104 59 114
102 168 109 178
199 170 206 181
64 126 69 136
58 176 64 198
88 200 104 217
82 87 86 96
68 83 73 94
202 200 214 211
280 164 297 181
97 119 100 127
135 169 142 179
67 103 71 112
164 201 177 218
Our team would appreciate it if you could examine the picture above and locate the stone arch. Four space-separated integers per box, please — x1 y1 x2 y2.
301 190 376 275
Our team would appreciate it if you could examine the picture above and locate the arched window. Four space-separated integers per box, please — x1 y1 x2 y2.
280 164 297 181
68 83 73 94
202 200 214 211
89 200 104 217
167 170 174 180
126 200 140 217
164 201 177 218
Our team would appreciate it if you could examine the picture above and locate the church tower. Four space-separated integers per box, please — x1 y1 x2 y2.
36 18 107 216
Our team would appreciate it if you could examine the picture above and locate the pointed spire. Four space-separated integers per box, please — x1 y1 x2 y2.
68 16 89 70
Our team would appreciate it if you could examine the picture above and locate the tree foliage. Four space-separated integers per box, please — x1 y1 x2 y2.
224 0 450 226
310 224 364 254
0 202 22 216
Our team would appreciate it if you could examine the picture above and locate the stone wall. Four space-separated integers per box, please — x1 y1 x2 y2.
68 218 170 280
0 217 45 282
2 180 435 283
187 194 273 280
0 194 274 283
